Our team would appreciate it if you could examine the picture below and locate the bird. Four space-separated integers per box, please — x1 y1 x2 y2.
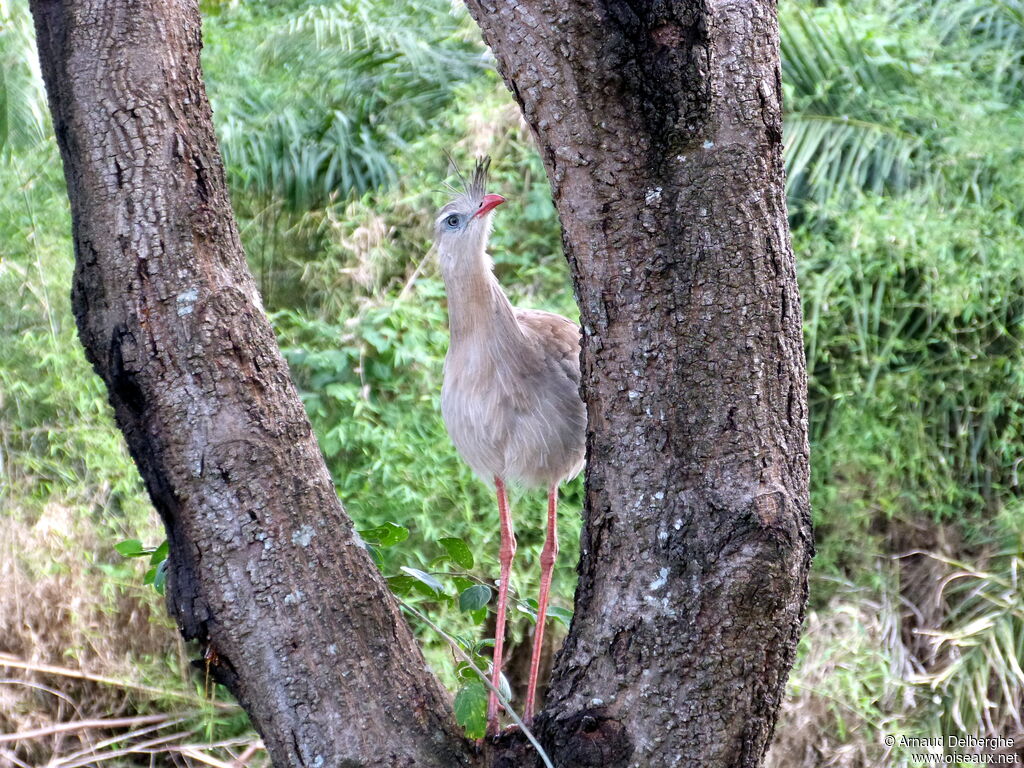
433 156 586 734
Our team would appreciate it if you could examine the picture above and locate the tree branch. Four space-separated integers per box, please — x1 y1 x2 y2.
28 1 475 765
463 1 813 765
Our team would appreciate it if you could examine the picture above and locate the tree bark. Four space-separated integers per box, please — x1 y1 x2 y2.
463 1 813 766
28 2 475 766
31 0 810 765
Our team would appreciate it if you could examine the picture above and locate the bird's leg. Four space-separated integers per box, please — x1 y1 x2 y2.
525 482 559 723
487 476 516 735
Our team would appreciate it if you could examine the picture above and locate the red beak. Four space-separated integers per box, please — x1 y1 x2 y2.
473 193 506 219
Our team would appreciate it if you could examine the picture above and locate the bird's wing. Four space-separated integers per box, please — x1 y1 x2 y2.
513 308 582 386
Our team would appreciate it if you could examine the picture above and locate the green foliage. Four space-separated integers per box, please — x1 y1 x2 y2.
116 539 170 593
439 536 475 569
196 0 490 308
782 3 922 205
451 660 511 740
206 0 485 212
458 584 491 612
803 190 1024 560
5 0 1024 757
0 100 152 541
0 0 49 156
782 0 1024 211
453 680 488 739
785 0 1024 586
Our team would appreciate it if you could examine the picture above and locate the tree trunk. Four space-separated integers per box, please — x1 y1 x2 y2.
28 2 475 766
30 0 810 765
463 1 813 766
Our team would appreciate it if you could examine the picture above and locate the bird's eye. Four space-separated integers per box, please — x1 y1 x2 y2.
444 214 461 229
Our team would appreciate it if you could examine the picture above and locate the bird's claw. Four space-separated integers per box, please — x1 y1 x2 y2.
485 720 521 739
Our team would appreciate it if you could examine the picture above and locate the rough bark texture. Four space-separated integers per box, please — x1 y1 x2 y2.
31 0 809 764
29 2 475 766
463 1 813 766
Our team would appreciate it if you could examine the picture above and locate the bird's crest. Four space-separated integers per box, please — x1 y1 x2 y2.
467 156 491 201
442 152 491 204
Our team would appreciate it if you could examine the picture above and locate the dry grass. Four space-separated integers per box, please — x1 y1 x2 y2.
0 500 265 767
768 582 921 768
769 525 1024 768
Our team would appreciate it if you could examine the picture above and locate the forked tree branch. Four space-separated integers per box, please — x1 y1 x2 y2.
29 0 811 765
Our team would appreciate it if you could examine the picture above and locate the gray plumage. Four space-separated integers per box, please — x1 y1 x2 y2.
434 158 585 489
433 157 586 728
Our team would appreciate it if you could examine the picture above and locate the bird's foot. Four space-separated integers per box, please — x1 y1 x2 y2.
484 715 523 739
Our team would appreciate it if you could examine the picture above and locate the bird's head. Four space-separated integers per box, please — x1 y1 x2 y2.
434 156 505 273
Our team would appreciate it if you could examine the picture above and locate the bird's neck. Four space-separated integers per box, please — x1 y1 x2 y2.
441 249 518 346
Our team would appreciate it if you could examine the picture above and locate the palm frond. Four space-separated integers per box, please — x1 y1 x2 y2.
781 3 925 206
925 0 1024 93
785 114 921 204
210 0 487 211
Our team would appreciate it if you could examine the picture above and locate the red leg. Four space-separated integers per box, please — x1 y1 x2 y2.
488 477 516 734
525 483 559 723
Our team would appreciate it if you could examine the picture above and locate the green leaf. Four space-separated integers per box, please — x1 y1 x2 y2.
547 606 574 627
453 681 488 739
399 566 444 596
497 671 512 703
115 539 147 558
438 537 474 569
517 598 538 623
458 584 492 612
387 575 420 596
153 560 168 595
455 661 479 682
149 539 169 566
366 544 384 568
358 522 409 547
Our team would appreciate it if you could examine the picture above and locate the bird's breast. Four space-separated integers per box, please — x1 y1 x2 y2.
441 347 586 488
